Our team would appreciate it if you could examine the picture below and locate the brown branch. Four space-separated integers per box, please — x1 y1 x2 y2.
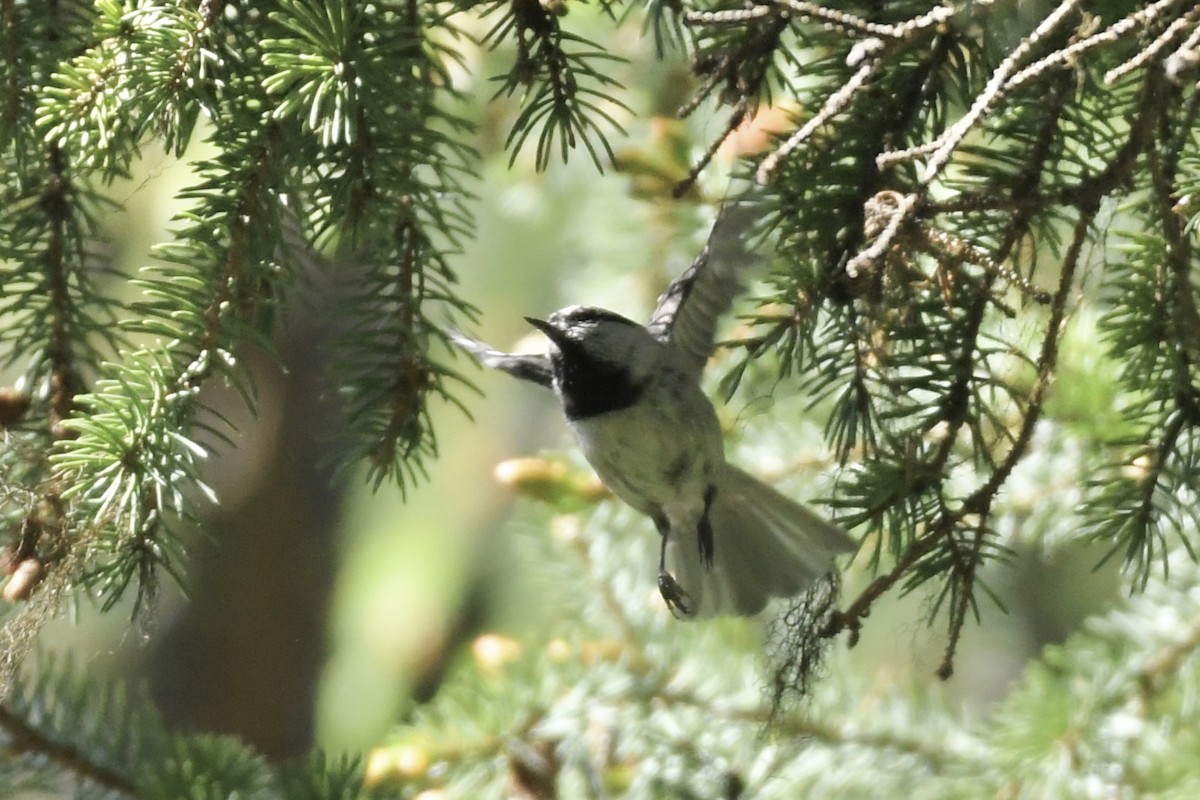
0 0 19 132
42 144 79 439
822 518 948 643
769 0 954 41
929 203 1095 677
1103 4 1200 85
0 703 137 796
825 67 1079 648
936 512 990 680
673 107 746 198
962 207 1095 514
1006 0 1188 90
758 47 883 186
679 9 789 120
1146 72 1200 412
178 125 282 392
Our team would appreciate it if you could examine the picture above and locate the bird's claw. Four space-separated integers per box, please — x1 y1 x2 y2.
657 569 694 618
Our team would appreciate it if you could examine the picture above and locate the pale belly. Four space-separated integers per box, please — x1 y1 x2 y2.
568 383 724 516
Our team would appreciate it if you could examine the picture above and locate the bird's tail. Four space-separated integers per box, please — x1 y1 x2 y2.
666 464 856 618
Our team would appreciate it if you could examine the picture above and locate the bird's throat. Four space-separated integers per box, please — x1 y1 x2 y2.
554 351 643 420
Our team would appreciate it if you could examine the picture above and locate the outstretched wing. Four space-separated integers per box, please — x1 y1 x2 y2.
445 328 553 389
645 201 763 378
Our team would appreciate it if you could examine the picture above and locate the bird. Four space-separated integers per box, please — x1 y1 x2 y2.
449 203 855 618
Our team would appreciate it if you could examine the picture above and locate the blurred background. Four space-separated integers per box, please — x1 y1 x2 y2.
18 4 1124 766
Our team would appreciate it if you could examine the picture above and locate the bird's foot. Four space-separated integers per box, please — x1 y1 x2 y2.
657 569 695 618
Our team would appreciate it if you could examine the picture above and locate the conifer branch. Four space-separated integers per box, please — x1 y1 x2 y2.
0 0 19 137
484 0 629 170
681 4 789 116
1006 0 1186 90
0 703 136 797
881 0 1081 176
42 144 82 436
757 42 882 186
820 65 1081 657
1103 4 1200 86
4 2 1200 792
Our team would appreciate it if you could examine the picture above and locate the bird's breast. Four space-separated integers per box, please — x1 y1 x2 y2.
568 380 723 512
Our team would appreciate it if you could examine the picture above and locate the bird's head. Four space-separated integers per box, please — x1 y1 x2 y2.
525 305 657 369
524 306 661 418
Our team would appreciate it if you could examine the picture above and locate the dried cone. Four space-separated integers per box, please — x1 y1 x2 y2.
3 558 44 602
0 388 30 426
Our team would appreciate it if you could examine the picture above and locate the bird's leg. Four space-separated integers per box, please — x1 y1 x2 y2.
697 485 716 569
652 510 693 618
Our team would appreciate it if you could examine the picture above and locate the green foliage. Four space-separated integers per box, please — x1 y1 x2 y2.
686 0 1200 670
1 0 1199 795
983 559 1200 799
1087 222 1200 586
370 504 1200 799
36 0 217 178
0 656 396 799
1 0 481 628
478 0 631 170
260 0 479 490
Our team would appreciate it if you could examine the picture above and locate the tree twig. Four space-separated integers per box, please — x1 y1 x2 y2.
0 704 137 796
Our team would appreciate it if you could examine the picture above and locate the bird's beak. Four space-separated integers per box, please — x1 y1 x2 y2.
524 316 568 348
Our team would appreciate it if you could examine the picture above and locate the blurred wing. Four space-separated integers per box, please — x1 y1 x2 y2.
646 201 763 378
446 328 553 388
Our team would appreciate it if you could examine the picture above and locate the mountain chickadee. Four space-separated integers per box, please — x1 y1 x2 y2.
451 204 855 618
